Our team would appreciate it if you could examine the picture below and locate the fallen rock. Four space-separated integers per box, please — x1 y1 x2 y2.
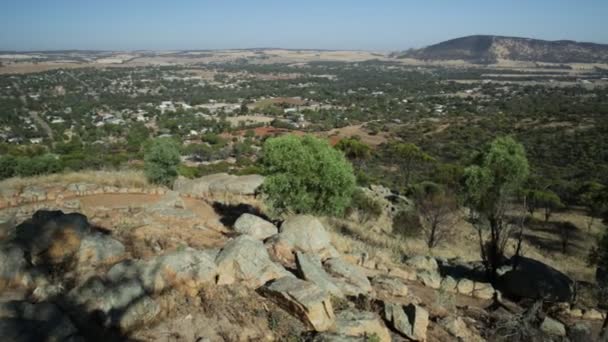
388 267 417 281
0 300 80 341
540 316 566 337
417 271 441 289
31 283 65 302
260 277 335 332
297 252 344 298
233 213 278 240
472 282 494 300
440 276 458 293
216 235 290 288
405 256 438 273
439 316 484 342
0 212 16 240
108 248 217 295
582 308 603 320
334 309 391 342
268 215 339 267
324 258 372 296
0 242 38 290
67 277 161 332
496 256 575 302
568 322 592 342
77 232 125 267
18 210 91 266
371 275 408 297
456 279 474 296
145 191 195 219
384 302 428 341
567 308 583 318
174 173 264 197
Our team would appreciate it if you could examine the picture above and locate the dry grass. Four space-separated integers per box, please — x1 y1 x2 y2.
0 170 150 192
324 216 482 264
325 209 599 283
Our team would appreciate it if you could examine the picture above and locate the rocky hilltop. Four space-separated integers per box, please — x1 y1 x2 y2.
398 35 608 64
0 173 605 341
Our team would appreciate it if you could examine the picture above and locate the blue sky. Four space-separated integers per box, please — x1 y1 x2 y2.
1 0 606 51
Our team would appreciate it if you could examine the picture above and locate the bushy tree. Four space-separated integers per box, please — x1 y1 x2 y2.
144 138 181 186
464 136 529 279
335 137 371 166
537 190 563 224
261 134 356 216
526 189 563 223
0 155 16 179
580 182 607 232
389 142 434 187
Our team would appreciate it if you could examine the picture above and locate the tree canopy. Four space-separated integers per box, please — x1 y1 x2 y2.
260 134 356 216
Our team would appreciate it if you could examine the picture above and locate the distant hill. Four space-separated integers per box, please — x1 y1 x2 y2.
398 35 608 64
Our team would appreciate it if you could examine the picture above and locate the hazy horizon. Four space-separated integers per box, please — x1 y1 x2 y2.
1 0 607 52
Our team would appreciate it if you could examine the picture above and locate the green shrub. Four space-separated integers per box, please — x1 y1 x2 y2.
261 134 356 216
178 165 201 179
144 138 181 186
0 155 16 179
392 209 423 238
13 154 63 177
347 189 383 223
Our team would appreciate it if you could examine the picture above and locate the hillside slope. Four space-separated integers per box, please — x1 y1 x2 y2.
399 35 608 64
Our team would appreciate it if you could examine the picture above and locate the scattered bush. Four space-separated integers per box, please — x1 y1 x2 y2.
392 209 423 238
347 189 383 223
144 138 181 186
260 134 356 216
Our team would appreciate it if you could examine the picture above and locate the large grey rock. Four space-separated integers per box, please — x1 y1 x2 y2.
457 278 474 296
260 277 335 332
371 275 409 297
384 302 429 341
417 270 441 289
440 276 458 293
472 282 495 300
0 212 16 240
405 256 438 273
216 235 290 288
280 215 333 253
20 186 46 202
268 215 338 267
334 309 391 342
0 243 37 289
440 316 484 342
67 277 160 332
568 322 593 342
324 258 372 296
17 210 91 266
496 256 576 302
174 173 264 196
0 300 80 341
233 213 277 240
77 233 125 267
108 248 217 294
540 316 566 337
145 191 195 219
297 252 344 298
362 185 414 218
